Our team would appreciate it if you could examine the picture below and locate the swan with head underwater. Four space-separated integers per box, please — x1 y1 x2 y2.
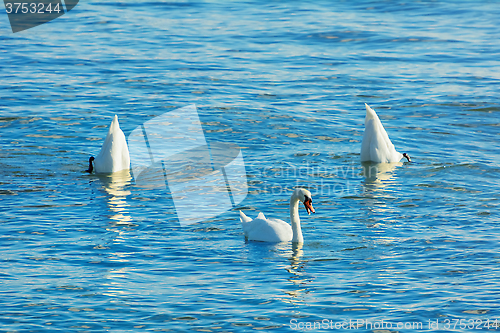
361 103 411 163
86 115 130 174
239 188 315 243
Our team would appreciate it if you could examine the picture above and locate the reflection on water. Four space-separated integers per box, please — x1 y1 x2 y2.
98 170 133 225
361 162 402 195
97 171 134 298
360 162 404 217
281 242 310 305
288 242 304 275
103 267 131 298
3 0 500 330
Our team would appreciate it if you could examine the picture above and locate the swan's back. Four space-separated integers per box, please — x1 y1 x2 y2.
361 104 403 163
240 211 292 242
94 115 130 173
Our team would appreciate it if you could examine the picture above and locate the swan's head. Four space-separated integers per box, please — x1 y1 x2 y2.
294 188 315 215
86 156 95 173
402 153 411 162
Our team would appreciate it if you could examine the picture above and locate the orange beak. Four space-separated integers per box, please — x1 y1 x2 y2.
303 198 315 215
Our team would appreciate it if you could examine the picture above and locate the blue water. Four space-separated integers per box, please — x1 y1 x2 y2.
1 1 500 332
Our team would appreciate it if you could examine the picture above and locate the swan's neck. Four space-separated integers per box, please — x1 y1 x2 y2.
87 158 94 173
290 195 303 243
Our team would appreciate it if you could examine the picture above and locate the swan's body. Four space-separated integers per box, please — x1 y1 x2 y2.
240 188 315 243
361 103 410 163
92 115 130 174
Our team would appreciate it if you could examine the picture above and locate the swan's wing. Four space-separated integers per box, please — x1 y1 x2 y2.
361 117 376 162
266 218 287 226
257 212 266 220
239 210 252 223
244 217 292 242
372 115 402 162
361 104 379 162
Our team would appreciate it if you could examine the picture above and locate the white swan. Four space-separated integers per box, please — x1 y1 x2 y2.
87 115 130 174
361 103 411 163
239 188 315 243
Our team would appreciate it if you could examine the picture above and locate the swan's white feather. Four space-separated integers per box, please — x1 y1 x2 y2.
239 188 313 243
94 115 130 174
361 103 403 163
240 211 293 242
239 210 253 223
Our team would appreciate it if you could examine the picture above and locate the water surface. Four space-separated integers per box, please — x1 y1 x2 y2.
1 1 500 331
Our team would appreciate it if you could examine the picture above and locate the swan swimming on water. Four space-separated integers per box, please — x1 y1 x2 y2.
86 115 130 174
361 103 411 163
239 188 315 243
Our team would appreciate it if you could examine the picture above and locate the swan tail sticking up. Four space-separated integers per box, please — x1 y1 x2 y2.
93 115 130 174
361 103 405 163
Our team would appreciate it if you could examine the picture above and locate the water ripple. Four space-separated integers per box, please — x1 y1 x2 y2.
1 0 500 331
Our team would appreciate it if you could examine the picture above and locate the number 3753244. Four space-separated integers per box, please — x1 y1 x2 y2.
5 2 62 14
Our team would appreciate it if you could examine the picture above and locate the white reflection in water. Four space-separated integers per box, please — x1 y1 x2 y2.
361 162 402 195
102 182 133 298
360 162 404 217
99 170 133 225
277 242 311 305
103 267 131 298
